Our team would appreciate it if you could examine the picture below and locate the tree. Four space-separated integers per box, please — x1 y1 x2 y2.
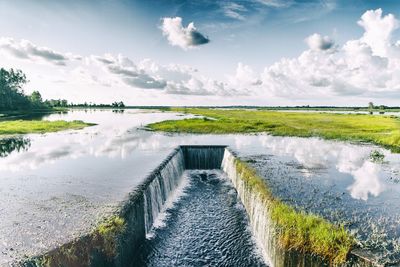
30 91 43 104
61 99 68 107
368 102 374 110
0 68 29 111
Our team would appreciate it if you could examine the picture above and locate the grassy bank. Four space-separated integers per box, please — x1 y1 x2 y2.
0 120 95 135
235 159 354 264
148 108 400 152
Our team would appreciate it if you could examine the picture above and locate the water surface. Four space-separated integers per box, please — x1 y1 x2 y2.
0 109 399 264
137 170 266 267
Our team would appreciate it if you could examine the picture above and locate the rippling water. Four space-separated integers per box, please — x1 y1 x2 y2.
136 170 266 267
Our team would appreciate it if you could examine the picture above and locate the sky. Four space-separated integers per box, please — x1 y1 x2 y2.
1 0 400 106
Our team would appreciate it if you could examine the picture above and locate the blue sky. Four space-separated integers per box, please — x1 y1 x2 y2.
1 0 400 106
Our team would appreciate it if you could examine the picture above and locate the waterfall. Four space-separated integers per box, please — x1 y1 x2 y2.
24 145 371 267
221 148 327 267
182 145 225 170
221 149 274 264
143 148 185 234
143 146 226 234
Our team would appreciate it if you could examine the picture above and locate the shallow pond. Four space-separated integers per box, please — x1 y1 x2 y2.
0 109 399 265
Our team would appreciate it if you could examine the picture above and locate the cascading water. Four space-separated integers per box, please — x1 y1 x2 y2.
221 149 275 265
24 145 371 267
182 145 225 170
143 148 185 234
221 148 374 267
222 148 329 267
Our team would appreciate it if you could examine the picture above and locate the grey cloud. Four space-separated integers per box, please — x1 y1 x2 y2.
189 30 210 46
107 65 139 77
161 17 210 50
95 55 167 90
123 75 167 89
166 83 213 95
305 33 335 51
309 77 331 87
0 37 71 65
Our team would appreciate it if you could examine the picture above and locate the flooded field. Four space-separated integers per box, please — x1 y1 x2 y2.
0 109 399 265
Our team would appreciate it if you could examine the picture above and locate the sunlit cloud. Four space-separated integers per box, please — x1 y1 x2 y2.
0 37 79 66
161 17 210 50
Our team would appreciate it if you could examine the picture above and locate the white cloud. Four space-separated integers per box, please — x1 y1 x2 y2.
0 37 75 66
305 33 335 51
347 161 386 201
161 17 209 50
227 63 261 93
92 54 167 90
259 9 400 99
358 8 399 57
2 9 400 104
221 3 248 21
254 0 294 8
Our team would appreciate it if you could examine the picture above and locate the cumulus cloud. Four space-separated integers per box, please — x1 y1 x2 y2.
305 33 335 51
0 37 73 65
358 8 399 57
161 17 209 50
89 54 237 95
259 9 400 99
166 77 231 96
227 63 261 94
4 8 400 102
93 54 167 90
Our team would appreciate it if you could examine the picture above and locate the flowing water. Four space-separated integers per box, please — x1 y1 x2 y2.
137 170 266 267
0 109 400 265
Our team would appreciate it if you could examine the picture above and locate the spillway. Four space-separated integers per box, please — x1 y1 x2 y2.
23 146 378 267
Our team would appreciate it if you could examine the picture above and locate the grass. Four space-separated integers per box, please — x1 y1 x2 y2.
235 159 354 264
148 108 400 152
0 120 95 135
95 216 126 257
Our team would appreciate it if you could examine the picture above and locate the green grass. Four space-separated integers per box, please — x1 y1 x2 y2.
95 216 126 257
235 159 354 264
0 120 95 135
148 108 400 152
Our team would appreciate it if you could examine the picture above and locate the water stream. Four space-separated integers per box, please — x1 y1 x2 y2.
137 170 266 267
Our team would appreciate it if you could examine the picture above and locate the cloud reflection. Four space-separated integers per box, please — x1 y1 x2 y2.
0 111 398 202
257 135 391 200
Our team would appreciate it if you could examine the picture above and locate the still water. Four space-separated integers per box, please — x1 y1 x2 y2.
0 109 399 264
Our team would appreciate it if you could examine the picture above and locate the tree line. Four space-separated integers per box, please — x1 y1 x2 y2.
0 68 125 111
0 68 55 111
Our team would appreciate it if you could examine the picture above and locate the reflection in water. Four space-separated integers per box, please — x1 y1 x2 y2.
0 110 399 264
0 137 31 157
347 161 385 200
257 135 390 201
245 135 400 263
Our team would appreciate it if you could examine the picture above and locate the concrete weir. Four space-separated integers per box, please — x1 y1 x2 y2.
24 146 376 267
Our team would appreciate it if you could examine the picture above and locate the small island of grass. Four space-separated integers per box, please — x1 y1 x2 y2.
0 120 95 135
148 108 400 152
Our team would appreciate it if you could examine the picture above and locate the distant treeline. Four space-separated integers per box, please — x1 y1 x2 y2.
69 101 125 108
1 67 398 112
0 68 127 111
133 106 400 110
